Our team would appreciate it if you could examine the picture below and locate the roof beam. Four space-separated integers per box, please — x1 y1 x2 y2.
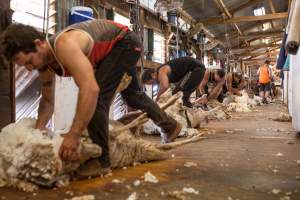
237 31 283 40
232 38 281 54
243 29 283 36
231 43 280 51
216 20 270 42
237 51 279 58
267 0 276 13
213 0 243 35
244 58 276 61
177 8 225 47
201 12 288 26
267 0 276 29
231 31 282 49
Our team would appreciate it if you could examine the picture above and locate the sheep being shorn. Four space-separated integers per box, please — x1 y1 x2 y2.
0 118 205 192
143 89 222 137
0 118 102 191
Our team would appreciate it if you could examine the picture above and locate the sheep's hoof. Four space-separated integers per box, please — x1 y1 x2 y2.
74 159 111 179
163 122 182 143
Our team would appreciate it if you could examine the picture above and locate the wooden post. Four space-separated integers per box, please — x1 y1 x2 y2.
0 0 13 128
164 25 172 62
240 59 244 75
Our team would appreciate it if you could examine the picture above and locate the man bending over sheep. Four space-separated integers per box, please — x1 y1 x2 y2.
198 68 226 103
141 57 206 108
223 72 245 96
0 20 181 174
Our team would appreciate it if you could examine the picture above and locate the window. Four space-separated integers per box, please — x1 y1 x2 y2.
253 6 265 16
153 32 166 63
114 12 131 27
11 0 56 122
140 0 156 11
10 0 56 34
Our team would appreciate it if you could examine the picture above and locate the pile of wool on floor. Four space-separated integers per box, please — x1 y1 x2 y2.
223 90 262 112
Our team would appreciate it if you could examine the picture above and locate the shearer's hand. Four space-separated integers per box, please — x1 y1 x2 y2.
59 132 81 161
35 124 51 136
202 95 208 104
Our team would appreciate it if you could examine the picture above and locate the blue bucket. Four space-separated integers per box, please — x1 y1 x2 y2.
167 10 177 26
69 6 94 25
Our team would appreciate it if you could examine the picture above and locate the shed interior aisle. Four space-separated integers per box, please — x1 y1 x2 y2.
1 103 299 200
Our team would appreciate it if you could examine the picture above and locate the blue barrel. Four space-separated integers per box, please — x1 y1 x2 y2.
69 6 94 25
167 10 177 26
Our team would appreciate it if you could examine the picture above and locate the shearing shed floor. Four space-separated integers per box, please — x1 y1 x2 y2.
1 103 300 200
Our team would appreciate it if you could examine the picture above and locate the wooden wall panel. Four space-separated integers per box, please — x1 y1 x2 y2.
0 0 10 9
0 65 10 96
0 0 13 129
0 96 11 129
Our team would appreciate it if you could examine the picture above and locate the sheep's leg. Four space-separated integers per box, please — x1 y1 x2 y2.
111 73 132 102
160 92 182 110
156 134 206 150
112 113 148 133
206 106 222 115
115 73 132 93
79 143 102 161
200 106 223 123
118 92 181 128
117 110 143 124
192 94 208 104
126 93 181 132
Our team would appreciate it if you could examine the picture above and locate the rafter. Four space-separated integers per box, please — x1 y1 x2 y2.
177 8 225 47
201 12 288 26
231 34 278 49
216 20 270 41
237 51 279 58
267 0 276 13
267 0 276 29
231 43 280 52
213 0 242 35
244 58 277 62
237 31 283 40
243 29 283 36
